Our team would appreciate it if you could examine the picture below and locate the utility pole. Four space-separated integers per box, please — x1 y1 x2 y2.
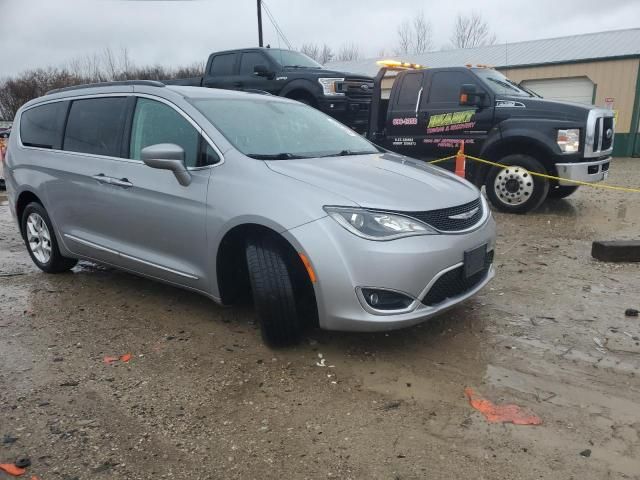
257 0 263 47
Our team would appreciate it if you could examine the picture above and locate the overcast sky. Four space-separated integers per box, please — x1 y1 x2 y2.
1 0 639 77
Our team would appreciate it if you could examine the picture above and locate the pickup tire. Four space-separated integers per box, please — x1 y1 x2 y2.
548 184 579 199
245 235 304 347
484 154 549 214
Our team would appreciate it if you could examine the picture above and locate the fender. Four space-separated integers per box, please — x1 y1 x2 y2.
279 78 321 99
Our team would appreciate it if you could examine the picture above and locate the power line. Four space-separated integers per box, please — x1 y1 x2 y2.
261 1 292 50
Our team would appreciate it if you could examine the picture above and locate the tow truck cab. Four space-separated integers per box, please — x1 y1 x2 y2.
367 62 614 213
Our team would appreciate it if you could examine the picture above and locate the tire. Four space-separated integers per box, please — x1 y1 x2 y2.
245 235 304 346
21 202 77 273
548 184 579 199
484 154 550 214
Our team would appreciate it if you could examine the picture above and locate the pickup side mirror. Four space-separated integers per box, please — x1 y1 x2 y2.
459 84 486 106
141 143 192 186
254 64 273 78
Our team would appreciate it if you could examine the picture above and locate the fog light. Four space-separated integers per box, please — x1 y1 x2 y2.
361 288 414 311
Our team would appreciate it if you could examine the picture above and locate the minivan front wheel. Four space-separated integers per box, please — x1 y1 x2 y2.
21 202 77 273
245 236 304 346
484 154 549 213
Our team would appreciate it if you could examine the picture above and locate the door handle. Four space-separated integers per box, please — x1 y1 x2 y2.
92 174 111 184
233 81 243 87
110 178 133 188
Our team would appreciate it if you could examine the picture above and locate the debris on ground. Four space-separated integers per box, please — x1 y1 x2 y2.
1 435 18 444
580 449 592 457
0 463 26 476
103 353 133 365
625 308 639 317
464 388 542 425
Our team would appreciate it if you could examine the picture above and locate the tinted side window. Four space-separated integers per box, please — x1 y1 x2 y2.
129 98 200 167
239 52 266 75
396 73 423 106
428 71 473 104
210 54 237 76
20 102 67 149
63 97 128 156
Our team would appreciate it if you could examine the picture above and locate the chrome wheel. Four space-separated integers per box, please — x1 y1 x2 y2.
26 212 52 264
493 166 534 206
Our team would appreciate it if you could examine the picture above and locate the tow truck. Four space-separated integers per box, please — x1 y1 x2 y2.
366 60 614 213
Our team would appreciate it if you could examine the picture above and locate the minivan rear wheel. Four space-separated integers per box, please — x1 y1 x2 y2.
484 154 549 214
245 235 304 347
21 202 77 273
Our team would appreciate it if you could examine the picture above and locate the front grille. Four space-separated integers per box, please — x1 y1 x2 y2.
342 78 374 100
392 198 483 232
602 117 614 150
422 250 494 306
593 118 601 151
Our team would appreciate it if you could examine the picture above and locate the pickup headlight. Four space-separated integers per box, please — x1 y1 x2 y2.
324 207 437 240
318 78 345 96
557 129 580 153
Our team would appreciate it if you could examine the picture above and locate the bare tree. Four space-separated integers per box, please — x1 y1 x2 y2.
335 43 361 62
300 43 320 62
0 51 205 120
450 12 497 49
395 12 433 55
319 44 334 64
396 19 413 55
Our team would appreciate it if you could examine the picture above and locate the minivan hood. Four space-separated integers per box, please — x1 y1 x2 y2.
265 152 479 211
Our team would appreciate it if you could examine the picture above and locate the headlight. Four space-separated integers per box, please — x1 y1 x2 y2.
318 78 345 96
324 206 437 240
557 129 580 153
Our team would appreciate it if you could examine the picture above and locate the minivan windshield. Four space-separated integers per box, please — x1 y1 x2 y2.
473 69 533 97
266 49 321 69
190 98 380 159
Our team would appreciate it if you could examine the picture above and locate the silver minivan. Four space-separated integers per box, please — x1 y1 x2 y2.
5 81 496 345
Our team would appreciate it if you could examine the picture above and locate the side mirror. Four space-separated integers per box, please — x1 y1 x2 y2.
141 143 192 186
459 84 485 106
254 64 272 78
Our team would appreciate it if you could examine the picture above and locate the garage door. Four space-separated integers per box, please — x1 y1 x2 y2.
521 77 594 105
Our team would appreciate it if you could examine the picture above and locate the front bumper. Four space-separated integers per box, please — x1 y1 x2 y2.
284 211 496 332
318 97 370 130
555 157 611 186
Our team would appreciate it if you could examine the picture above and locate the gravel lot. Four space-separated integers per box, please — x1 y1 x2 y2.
1 158 639 480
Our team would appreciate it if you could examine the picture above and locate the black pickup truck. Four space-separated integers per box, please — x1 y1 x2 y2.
367 64 614 213
166 48 374 132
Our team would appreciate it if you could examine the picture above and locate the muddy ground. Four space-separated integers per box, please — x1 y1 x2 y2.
1 159 639 480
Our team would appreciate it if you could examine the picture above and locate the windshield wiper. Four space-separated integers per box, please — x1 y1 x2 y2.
284 65 311 69
246 152 308 160
319 150 377 158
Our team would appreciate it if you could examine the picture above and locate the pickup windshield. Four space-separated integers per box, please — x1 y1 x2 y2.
266 49 321 69
473 69 533 97
189 98 380 159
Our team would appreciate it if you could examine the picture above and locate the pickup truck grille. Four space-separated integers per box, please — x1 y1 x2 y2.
341 78 374 100
389 197 484 232
586 110 614 157
593 116 614 151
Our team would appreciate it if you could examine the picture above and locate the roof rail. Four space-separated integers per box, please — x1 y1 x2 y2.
46 80 165 95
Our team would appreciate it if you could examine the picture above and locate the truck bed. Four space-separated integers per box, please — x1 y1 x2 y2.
162 77 203 87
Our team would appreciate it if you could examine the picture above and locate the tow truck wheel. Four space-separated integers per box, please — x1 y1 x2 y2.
548 184 579 199
484 154 549 214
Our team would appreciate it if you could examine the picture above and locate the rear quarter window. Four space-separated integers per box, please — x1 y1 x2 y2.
63 97 128 157
20 101 68 149
396 72 424 107
210 54 237 76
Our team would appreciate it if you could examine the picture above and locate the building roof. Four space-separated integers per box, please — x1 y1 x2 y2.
327 28 640 77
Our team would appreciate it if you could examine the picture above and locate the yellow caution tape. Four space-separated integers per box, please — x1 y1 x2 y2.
427 153 640 194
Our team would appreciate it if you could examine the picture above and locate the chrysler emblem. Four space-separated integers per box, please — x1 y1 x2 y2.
448 207 479 220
